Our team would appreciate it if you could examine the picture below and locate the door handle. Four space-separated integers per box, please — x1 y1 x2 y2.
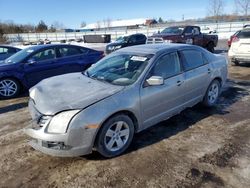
177 80 184 86
208 68 211 74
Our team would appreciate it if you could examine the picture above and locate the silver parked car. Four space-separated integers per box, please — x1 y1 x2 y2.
25 44 228 158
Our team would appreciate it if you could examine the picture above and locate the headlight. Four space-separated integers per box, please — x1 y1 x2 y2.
115 45 122 49
47 110 80 133
30 88 36 100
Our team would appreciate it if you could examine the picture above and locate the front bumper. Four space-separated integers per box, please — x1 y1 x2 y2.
24 122 96 157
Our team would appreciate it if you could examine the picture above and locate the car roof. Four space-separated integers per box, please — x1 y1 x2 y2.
25 44 86 51
115 43 197 55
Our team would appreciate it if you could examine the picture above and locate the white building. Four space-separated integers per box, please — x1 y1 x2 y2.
78 18 157 31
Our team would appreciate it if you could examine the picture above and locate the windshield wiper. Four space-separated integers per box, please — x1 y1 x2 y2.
90 76 111 84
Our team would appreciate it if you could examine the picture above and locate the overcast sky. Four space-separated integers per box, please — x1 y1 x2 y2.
0 0 235 28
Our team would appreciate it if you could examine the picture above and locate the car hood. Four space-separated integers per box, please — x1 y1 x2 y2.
30 73 124 115
107 42 124 47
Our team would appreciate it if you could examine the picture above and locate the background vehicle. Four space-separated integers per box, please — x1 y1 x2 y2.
200 26 217 34
228 30 240 48
229 28 250 65
0 45 21 60
0 44 104 99
146 26 218 53
105 33 147 54
25 44 227 158
243 24 250 28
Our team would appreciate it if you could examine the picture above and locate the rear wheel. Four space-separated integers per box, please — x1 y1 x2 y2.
0 78 21 99
207 42 215 53
203 80 221 107
95 114 134 158
231 59 240 66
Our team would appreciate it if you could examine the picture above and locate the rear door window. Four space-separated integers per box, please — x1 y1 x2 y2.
129 36 137 43
180 50 205 71
0 47 8 54
136 35 145 41
58 46 82 57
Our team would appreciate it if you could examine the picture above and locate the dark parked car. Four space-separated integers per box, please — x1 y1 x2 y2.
147 26 218 52
105 33 147 54
0 45 21 60
0 44 104 99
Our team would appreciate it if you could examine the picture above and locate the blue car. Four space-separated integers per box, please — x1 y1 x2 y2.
0 44 104 99
0 45 21 61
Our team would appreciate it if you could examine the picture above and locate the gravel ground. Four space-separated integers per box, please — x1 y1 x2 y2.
0 41 249 188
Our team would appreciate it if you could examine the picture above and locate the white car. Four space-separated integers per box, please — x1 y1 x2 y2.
229 29 250 65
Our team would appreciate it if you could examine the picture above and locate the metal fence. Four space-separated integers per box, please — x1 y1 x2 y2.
4 21 249 43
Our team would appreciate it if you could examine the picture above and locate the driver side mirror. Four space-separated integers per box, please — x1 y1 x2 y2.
27 59 36 65
146 76 164 86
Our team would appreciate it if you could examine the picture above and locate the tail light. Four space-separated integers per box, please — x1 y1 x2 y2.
232 36 239 43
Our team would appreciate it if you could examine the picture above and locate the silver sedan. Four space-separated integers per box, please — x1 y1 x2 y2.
25 44 228 158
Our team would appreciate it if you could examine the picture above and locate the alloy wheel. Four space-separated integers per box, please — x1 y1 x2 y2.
0 79 18 97
208 83 219 104
104 121 130 152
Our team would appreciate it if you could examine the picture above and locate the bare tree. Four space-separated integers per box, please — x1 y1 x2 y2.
107 18 112 30
95 21 101 30
52 21 65 30
208 0 225 22
80 21 86 28
235 0 250 16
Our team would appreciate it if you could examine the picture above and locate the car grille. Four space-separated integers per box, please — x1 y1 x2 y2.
38 116 52 128
29 99 52 130
146 37 164 44
31 116 51 130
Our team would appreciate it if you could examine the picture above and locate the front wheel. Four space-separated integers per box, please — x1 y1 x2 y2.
95 114 134 158
203 80 221 107
0 78 21 99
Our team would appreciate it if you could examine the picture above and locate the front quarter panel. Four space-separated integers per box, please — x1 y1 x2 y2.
0 63 27 87
67 86 141 150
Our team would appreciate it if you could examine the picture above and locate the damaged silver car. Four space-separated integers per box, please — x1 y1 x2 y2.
25 44 228 158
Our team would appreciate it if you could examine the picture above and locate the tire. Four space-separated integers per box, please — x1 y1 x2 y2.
232 60 240 66
95 114 135 158
0 78 21 99
203 79 221 107
207 42 215 53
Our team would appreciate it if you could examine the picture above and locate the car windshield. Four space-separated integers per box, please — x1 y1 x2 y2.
86 53 152 86
5 47 34 64
116 36 129 42
161 26 185 34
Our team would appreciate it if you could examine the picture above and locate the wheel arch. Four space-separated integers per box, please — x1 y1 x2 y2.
0 76 24 90
93 110 139 147
100 110 139 132
213 77 222 86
